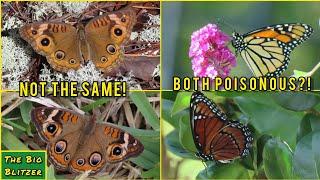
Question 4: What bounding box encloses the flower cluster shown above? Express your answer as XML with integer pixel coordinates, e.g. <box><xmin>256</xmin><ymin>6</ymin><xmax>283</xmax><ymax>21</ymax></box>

<box><xmin>189</xmin><ymin>24</ymin><xmax>236</xmax><ymax>79</ymax></box>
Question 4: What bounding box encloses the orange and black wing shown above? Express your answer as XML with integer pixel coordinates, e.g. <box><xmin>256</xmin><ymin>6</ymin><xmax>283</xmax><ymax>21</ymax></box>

<box><xmin>31</xmin><ymin>107</ymin><xmax>87</xmax><ymax>171</ymax></box>
<box><xmin>190</xmin><ymin>92</ymin><xmax>252</xmax><ymax>162</ymax></box>
<box><xmin>232</xmin><ymin>23</ymin><xmax>313</xmax><ymax>77</ymax></box>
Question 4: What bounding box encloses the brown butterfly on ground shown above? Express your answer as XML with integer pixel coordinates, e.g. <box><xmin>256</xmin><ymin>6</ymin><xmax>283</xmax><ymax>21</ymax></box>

<box><xmin>20</xmin><ymin>5</ymin><xmax>136</xmax><ymax>73</ymax></box>
<box><xmin>31</xmin><ymin>107</ymin><xmax>144</xmax><ymax>175</ymax></box>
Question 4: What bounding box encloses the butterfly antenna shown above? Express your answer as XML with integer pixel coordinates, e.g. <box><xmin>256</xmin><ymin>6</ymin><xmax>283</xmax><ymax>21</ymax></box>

<box><xmin>215</xmin><ymin>17</ymin><xmax>223</xmax><ymax>26</ymax></box>
<box><xmin>201</xmin><ymin>160</ymin><xmax>209</xmax><ymax>175</ymax></box>
<box><xmin>201</xmin><ymin>160</ymin><xmax>207</xmax><ymax>169</ymax></box>
<box><xmin>215</xmin><ymin>17</ymin><xmax>236</xmax><ymax>33</ymax></box>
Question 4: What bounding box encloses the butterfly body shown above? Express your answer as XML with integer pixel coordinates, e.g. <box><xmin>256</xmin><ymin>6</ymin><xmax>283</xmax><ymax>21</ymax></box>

<box><xmin>20</xmin><ymin>7</ymin><xmax>136</xmax><ymax>73</ymax></box>
<box><xmin>190</xmin><ymin>92</ymin><xmax>252</xmax><ymax>162</ymax></box>
<box><xmin>232</xmin><ymin>23</ymin><xmax>313</xmax><ymax>77</ymax></box>
<box><xmin>31</xmin><ymin>107</ymin><xmax>143</xmax><ymax>175</ymax></box>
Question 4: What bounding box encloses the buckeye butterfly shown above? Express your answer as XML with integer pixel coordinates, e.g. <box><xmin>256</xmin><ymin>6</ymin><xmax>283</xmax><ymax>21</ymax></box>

<box><xmin>190</xmin><ymin>91</ymin><xmax>253</xmax><ymax>162</ymax></box>
<box><xmin>232</xmin><ymin>23</ymin><xmax>313</xmax><ymax>77</ymax></box>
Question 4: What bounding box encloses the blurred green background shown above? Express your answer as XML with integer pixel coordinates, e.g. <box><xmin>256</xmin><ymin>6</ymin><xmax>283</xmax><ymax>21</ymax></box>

<box><xmin>162</xmin><ymin>2</ymin><xmax>320</xmax><ymax>89</ymax></box>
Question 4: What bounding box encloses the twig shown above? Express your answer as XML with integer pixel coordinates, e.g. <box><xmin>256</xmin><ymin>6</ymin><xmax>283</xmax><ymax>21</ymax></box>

<box><xmin>304</xmin><ymin>61</ymin><xmax>320</xmax><ymax>77</ymax></box>
<box><xmin>2</xmin><ymin>98</ymin><xmax>24</xmax><ymax>116</ymax></box>
<box><xmin>2</xmin><ymin>123</ymin><xmax>14</xmax><ymax>131</ymax></box>
<box><xmin>6</xmin><ymin>2</ymin><xmax>28</xmax><ymax>21</ymax></box>
<box><xmin>132</xmin><ymin>5</ymin><xmax>160</xmax><ymax>10</ymax></box>
<box><xmin>14</xmin><ymin>2</ymin><xmax>29</xmax><ymax>21</ymax></box>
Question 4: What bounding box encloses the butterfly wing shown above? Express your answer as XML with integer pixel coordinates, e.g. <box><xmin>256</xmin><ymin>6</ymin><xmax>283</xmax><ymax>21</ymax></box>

<box><xmin>20</xmin><ymin>23</ymin><xmax>83</xmax><ymax>72</ymax></box>
<box><xmin>210</xmin><ymin>121</ymin><xmax>252</xmax><ymax>162</ymax></box>
<box><xmin>232</xmin><ymin>23</ymin><xmax>313</xmax><ymax>77</ymax></box>
<box><xmin>85</xmin><ymin>7</ymin><xmax>136</xmax><ymax>72</ymax></box>
<box><xmin>69</xmin><ymin>123</ymin><xmax>144</xmax><ymax>174</ymax></box>
<box><xmin>190</xmin><ymin>92</ymin><xmax>252</xmax><ymax>162</ymax></box>
<box><xmin>31</xmin><ymin>107</ymin><xmax>87</xmax><ymax>170</ymax></box>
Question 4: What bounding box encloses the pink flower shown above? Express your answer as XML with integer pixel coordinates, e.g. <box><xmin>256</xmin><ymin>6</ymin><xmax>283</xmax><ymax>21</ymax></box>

<box><xmin>189</xmin><ymin>24</ymin><xmax>236</xmax><ymax>79</ymax></box>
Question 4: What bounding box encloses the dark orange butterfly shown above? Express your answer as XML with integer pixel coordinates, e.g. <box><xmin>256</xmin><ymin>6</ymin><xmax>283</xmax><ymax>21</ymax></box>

<box><xmin>232</xmin><ymin>23</ymin><xmax>313</xmax><ymax>77</ymax></box>
<box><xmin>190</xmin><ymin>92</ymin><xmax>252</xmax><ymax>162</ymax></box>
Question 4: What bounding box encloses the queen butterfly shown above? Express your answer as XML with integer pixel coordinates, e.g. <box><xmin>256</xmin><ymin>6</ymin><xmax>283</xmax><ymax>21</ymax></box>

<box><xmin>190</xmin><ymin>91</ymin><xmax>253</xmax><ymax>162</ymax></box>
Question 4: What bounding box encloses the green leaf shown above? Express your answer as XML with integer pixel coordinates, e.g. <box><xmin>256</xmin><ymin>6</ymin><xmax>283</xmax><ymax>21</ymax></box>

<box><xmin>47</xmin><ymin>165</ymin><xmax>56</xmax><ymax>180</ymax></box>
<box><xmin>81</xmin><ymin>97</ymin><xmax>110</xmax><ymax>112</ymax></box>
<box><xmin>162</xmin><ymin>99</ymin><xmax>182</xmax><ymax>129</ymax></box>
<box><xmin>130</xmin><ymin>92</ymin><xmax>160</xmax><ymax>130</ymax></box>
<box><xmin>141</xmin><ymin>163</ymin><xmax>160</xmax><ymax>179</ymax></box>
<box><xmin>2</xmin><ymin>118</ymin><xmax>27</xmax><ymax>132</ymax></box>
<box><xmin>20</xmin><ymin>101</ymin><xmax>33</xmax><ymax>124</ymax></box>
<box><xmin>131</xmin><ymin>148</ymin><xmax>158</xmax><ymax>169</ymax></box>
<box><xmin>141</xmin><ymin>138</ymin><xmax>160</xmax><ymax>156</ymax></box>
<box><xmin>197</xmin><ymin>162</ymin><xmax>250</xmax><ymax>179</ymax></box>
<box><xmin>2</xmin><ymin>128</ymin><xmax>29</xmax><ymax>150</ymax></box>
<box><xmin>297</xmin><ymin>113</ymin><xmax>320</xmax><ymax>142</ymax></box>
<box><xmin>293</xmin><ymin>130</ymin><xmax>320</xmax><ymax>179</ymax></box>
<box><xmin>240</xmin><ymin>149</ymin><xmax>255</xmax><ymax>171</ymax></box>
<box><xmin>263</xmin><ymin>137</ymin><xmax>293</xmax><ymax>179</ymax></box>
<box><xmin>234</xmin><ymin>93</ymin><xmax>303</xmax><ymax>147</ymax></box>
<box><xmin>165</xmin><ymin>130</ymin><xmax>195</xmax><ymax>159</ymax></box>
<box><xmin>116</xmin><ymin>125</ymin><xmax>159</xmax><ymax>142</ymax></box>
<box><xmin>212</xmin><ymin>91</ymin><xmax>244</xmax><ymax>98</ymax></box>
<box><xmin>293</xmin><ymin>70</ymin><xmax>308</xmax><ymax>77</ymax></box>
<box><xmin>254</xmin><ymin>166</ymin><xmax>268</xmax><ymax>179</ymax></box>
<box><xmin>256</xmin><ymin>134</ymin><xmax>272</xmax><ymax>168</ymax></box>
<box><xmin>272</xmin><ymin>92</ymin><xmax>320</xmax><ymax>111</ymax></box>
<box><xmin>179</xmin><ymin>115</ymin><xmax>197</xmax><ymax>153</ymax></box>
<box><xmin>172</xmin><ymin>92</ymin><xmax>191</xmax><ymax>115</ymax></box>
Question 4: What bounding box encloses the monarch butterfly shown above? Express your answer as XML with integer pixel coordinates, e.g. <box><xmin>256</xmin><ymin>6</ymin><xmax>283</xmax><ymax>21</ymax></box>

<box><xmin>190</xmin><ymin>91</ymin><xmax>252</xmax><ymax>162</ymax></box>
<box><xmin>232</xmin><ymin>23</ymin><xmax>313</xmax><ymax>77</ymax></box>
